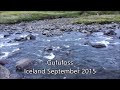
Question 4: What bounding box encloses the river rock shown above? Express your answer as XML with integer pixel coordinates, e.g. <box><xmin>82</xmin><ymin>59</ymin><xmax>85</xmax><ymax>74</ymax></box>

<box><xmin>44</xmin><ymin>47</ymin><xmax>53</xmax><ymax>53</ymax></box>
<box><xmin>84</xmin><ymin>41</ymin><xmax>106</xmax><ymax>48</ymax></box>
<box><xmin>25</xmin><ymin>34</ymin><xmax>36</xmax><ymax>40</ymax></box>
<box><xmin>42</xmin><ymin>30</ymin><xmax>50</xmax><ymax>35</ymax></box>
<box><xmin>0</xmin><ymin>65</ymin><xmax>10</xmax><ymax>79</ymax></box>
<box><xmin>4</xmin><ymin>34</ymin><xmax>10</xmax><ymax>38</ymax></box>
<box><xmin>91</xmin><ymin>43</ymin><xmax>106</xmax><ymax>48</ymax></box>
<box><xmin>16</xmin><ymin>58</ymin><xmax>34</xmax><ymax>71</ymax></box>
<box><xmin>14</xmin><ymin>34</ymin><xmax>36</xmax><ymax>42</ymax></box>
<box><xmin>0</xmin><ymin>60</ymin><xmax>8</xmax><ymax>66</ymax></box>
<box><xmin>104</xmin><ymin>30</ymin><xmax>117</xmax><ymax>36</ymax></box>
<box><xmin>14</xmin><ymin>37</ymin><xmax>27</xmax><ymax>42</ymax></box>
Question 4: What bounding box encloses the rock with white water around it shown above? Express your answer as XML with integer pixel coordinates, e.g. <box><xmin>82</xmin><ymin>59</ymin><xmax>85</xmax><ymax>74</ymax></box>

<box><xmin>0</xmin><ymin>65</ymin><xmax>10</xmax><ymax>79</ymax></box>
<box><xmin>84</xmin><ymin>41</ymin><xmax>106</xmax><ymax>48</ymax></box>
<box><xmin>44</xmin><ymin>53</ymin><xmax>55</xmax><ymax>60</ymax></box>
<box><xmin>44</xmin><ymin>47</ymin><xmax>53</xmax><ymax>53</ymax></box>
<box><xmin>16</xmin><ymin>58</ymin><xmax>34</xmax><ymax>71</ymax></box>
<box><xmin>14</xmin><ymin>34</ymin><xmax>36</xmax><ymax>42</ymax></box>
<box><xmin>91</xmin><ymin>43</ymin><xmax>106</xmax><ymax>48</ymax></box>
<box><xmin>25</xmin><ymin>34</ymin><xmax>36</xmax><ymax>40</ymax></box>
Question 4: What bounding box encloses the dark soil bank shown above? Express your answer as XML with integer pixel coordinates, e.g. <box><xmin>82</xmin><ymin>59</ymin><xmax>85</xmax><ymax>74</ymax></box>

<box><xmin>0</xmin><ymin>18</ymin><xmax>120</xmax><ymax>79</ymax></box>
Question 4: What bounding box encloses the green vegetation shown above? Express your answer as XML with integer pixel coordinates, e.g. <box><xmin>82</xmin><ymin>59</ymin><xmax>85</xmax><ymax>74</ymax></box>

<box><xmin>0</xmin><ymin>11</ymin><xmax>80</xmax><ymax>24</ymax></box>
<box><xmin>0</xmin><ymin>11</ymin><xmax>120</xmax><ymax>24</ymax></box>
<box><xmin>73</xmin><ymin>15</ymin><xmax>120</xmax><ymax>24</ymax></box>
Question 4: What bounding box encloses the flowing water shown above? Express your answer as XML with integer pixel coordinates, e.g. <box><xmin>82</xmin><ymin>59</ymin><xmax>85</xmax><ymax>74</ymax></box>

<box><xmin>0</xmin><ymin>29</ymin><xmax>120</xmax><ymax>79</ymax></box>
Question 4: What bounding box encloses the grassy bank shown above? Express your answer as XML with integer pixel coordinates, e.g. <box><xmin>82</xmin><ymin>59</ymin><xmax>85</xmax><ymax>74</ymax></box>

<box><xmin>73</xmin><ymin>15</ymin><xmax>120</xmax><ymax>24</ymax></box>
<box><xmin>0</xmin><ymin>11</ymin><xmax>120</xmax><ymax>24</ymax></box>
<box><xmin>0</xmin><ymin>11</ymin><xmax>80</xmax><ymax>24</ymax></box>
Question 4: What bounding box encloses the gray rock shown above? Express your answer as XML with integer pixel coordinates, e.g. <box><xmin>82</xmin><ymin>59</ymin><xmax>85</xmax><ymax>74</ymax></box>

<box><xmin>14</xmin><ymin>37</ymin><xmax>27</xmax><ymax>42</ymax></box>
<box><xmin>42</xmin><ymin>30</ymin><xmax>50</xmax><ymax>35</ymax></box>
<box><xmin>16</xmin><ymin>58</ymin><xmax>34</xmax><ymax>71</ymax></box>
<box><xmin>84</xmin><ymin>41</ymin><xmax>91</xmax><ymax>45</ymax></box>
<box><xmin>4</xmin><ymin>33</ymin><xmax>10</xmax><ymax>38</ymax></box>
<box><xmin>14</xmin><ymin>34</ymin><xmax>36</xmax><ymax>42</ymax></box>
<box><xmin>44</xmin><ymin>47</ymin><xmax>53</xmax><ymax>53</ymax></box>
<box><xmin>0</xmin><ymin>65</ymin><xmax>10</xmax><ymax>79</ymax></box>
<box><xmin>0</xmin><ymin>60</ymin><xmax>8</xmax><ymax>66</ymax></box>
<box><xmin>84</xmin><ymin>41</ymin><xmax>106</xmax><ymax>48</ymax></box>
<box><xmin>104</xmin><ymin>30</ymin><xmax>117</xmax><ymax>36</ymax></box>
<box><xmin>25</xmin><ymin>34</ymin><xmax>36</xmax><ymax>40</ymax></box>
<box><xmin>91</xmin><ymin>43</ymin><xmax>106</xmax><ymax>48</ymax></box>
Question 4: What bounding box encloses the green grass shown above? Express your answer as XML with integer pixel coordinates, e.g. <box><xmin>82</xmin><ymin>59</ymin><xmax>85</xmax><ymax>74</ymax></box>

<box><xmin>1</xmin><ymin>11</ymin><xmax>120</xmax><ymax>24</ymax></box>
<box><xmin>0</xmin><ymin>11</ymin><xmax>80</xmax><ymax>24</ymax></box>
<box><xmin>73</xmin><ymin>15</ymin><xmax>120</xmax><ymax>24</ymax></box>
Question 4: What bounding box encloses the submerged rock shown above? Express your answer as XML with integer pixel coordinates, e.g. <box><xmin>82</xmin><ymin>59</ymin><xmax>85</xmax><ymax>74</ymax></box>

<box><xmin>0</xmin><ymin>65</ymin><xmax>10</xmax><ymax>79</ymax></box>
<box><xmin>16</xmin><ymin>58</ymin><xmax>34</xmax><ymax>71</ymax></box>
<box><xmin>44</xmin><ymin>47</ymin><xmax>53</xmax><ymax>52</ymax></box>
<box><xmin>4</xmin><ymin>34</ymin><xmax>10</xmax><ymax>38</ymax></box>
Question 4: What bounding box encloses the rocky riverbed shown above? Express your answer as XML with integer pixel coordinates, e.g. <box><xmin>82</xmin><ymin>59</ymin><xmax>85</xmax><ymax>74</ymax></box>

<box><xmin>0</xmin><ymin>18</ymin><xmax>120</xmax><ymax>79</ymax></box>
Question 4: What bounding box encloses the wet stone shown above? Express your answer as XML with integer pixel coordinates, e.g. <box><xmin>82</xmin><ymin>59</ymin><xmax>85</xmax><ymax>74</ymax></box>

<box><xmin>16</xmin><ymin>58</ymin><xmax>34</xmax><ymax>71</ymax></box>
<box><xmin>0</xmin><ymin>65</ymin><xmax>10</xmax><ymax>79</ymax></box>
<box><xmin>90</xmin><ymin>43</ymin><xmax>106</xmax><ymax>48</ymax></box>
<box><xmin>14</xmin><ymin>34</ymin><xmax>36</xmax><ymax>42</ymax></box>
<box><xmin>25</xmin><ymin>34</ymin><xmax>36</xmax><ymax>40</ymax></box>
<box><xmin>4</xmin><ymin>34</ymin><xmax>10</xmax><ymax>38</ymax></box>
<box><xmin>84</xmin><ymin>41</ymin><xmax>106</xmax><ymax>48</ymax></box>
<box><xmin>0</xmin><ymin>60</ymin><xmax>8</xmax><ymax>66</ymax></box>
<box><xmin>14</xmin><ymin>37</ymin><xmax>27</xmax><ymax>42</ymax></box>
<box><xmin>104</xmin><ymin>30</ymin><xmax>117</xmax><ymax>36</ymax></box>
<box><xmin>44</xmin><ymin>47</ymin><xmax>53</xmax><ymax>53</ymax></box>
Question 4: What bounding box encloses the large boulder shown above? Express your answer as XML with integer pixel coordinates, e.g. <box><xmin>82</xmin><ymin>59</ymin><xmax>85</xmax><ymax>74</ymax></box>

<box><xmin>16</xmin><ymin>58</ymin><xmax>34</xmax><ymax>71</ymax></box>
<box><xmin>0</xmin><ymin>65</ymin><xmax>10</xmax><ymax>79</ymax></box>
